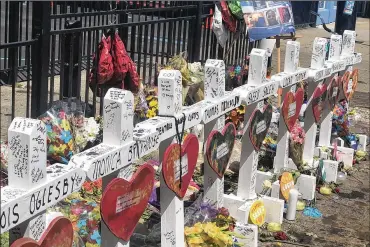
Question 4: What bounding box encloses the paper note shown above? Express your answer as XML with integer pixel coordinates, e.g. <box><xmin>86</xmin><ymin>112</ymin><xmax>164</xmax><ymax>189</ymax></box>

<box><xmin>217</xmin><ymin>143</ymin><xmax>229</xmax><ymax>159</ymax></box>
<box><xmin>288</xmin><ymin>102</ymin><xmax>296</xmax><ymax>118</ymax></box>
<box><xmin>256</xmin><ymin>121</ymin><xmax>267</xmax><ymax>135</ymax></box>
<box><xmin>175</xmin><ymin>154</ymin><xmax>189</xmax><ymax>181</ymax></box>
<box><xmin>116</xmin><ymin>191</ymin><xmax>141</xmax><ymax>213</ymax></box>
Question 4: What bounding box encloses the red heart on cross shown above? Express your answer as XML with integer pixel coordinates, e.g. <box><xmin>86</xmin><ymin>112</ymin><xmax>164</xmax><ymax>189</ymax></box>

<box><xmin>206</xmin><ymin>123</ymin><xmax>236</xmax><ymax>178</ymax></box>
<box><xmin>311</xmin><ymin>84</ymin><xmax>327</xmax><ymax>124</ymax></box>
<box><xmin>10</xmin><ymin>216</ymin><xmax>73</xmax><ymax>247</ymax></box>
<box><xmin>327</xmin><ymin>76</ymin><xmax>340</xmax><ymax>109</ymax></box>
<box><xmin>100</xmin><ymin>164</ymin><xmax>155</xmax><ymax>241</ymax></box>
<box><xmin>281</xmin><ymin>88</ymin><xmax>304</xmax><ymax>132</ymax></box>
<box><xmin>162</xmin><ymin>134</ymin><xmax>199</xmax><ymax>199</ymax></box>
<box><xmin>249</xmin><ymin>104</ymin><xmax>273</xmax><ymax>151</ymax></box>
<box><xmin>342</xmin><ymin>69</ymin><xmax>358</xmax><ymax>100</ymax></box>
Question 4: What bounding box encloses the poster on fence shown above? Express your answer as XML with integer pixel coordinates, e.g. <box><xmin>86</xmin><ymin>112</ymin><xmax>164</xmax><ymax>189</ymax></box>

<box><xmin>241</xmin><ymin>1</ymin><xmax>295</xmax><ymax>41</ymax></box>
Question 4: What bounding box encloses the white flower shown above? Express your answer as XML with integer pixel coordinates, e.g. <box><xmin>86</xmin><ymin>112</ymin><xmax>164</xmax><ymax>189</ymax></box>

<box><xmin>263</xmin><ymin>180</ymin><xmax>272</xmax><ymax>189</ymax></box>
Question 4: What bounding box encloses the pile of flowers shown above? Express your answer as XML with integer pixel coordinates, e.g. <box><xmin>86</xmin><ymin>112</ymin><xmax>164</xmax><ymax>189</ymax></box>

<box><xmin>185</xmin><ymin>206</ymin><xmax>245</xmax><ymax>247</ymax></box>
<box><xmin>289</xmin><ymin>120</ymin><xmax>305</xmax><ymax>169</ymax></box>
<box><xmin>332</xmin><ymin>100</ymin><xmax>359</xmax><ymax>149</ymax></box>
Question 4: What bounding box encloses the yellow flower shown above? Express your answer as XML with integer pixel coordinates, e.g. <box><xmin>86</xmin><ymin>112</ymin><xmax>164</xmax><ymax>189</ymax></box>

<box><xmin>146</xmin><ymin>108</ymin><xmax>157</xmax><ymax>118</ymax></box>
<box><xmin>146</xmin><ymin>95</ymin><xmax>153</xmax><ymax>101</ymax></box>
<box><xmin>60</xmin><ymin>119</ymin><xmax>71</xmax><ymax>131</ymax></box>
<box><xmin>149</xmin><ymin>99</ymin><xmax>158</xmax><ymax>108</ymax></box>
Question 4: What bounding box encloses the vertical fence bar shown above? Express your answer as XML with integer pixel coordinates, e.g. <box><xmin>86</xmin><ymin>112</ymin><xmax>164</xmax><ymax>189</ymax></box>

<box><xmin>26</xmin><ymin>45</ymin><xmax>31</xmax><ymax>117</ymax></box>
<box><xmin>31</xmin><ymin>2</ymin><xmax>51</xmax><ymax>118</ymax></box>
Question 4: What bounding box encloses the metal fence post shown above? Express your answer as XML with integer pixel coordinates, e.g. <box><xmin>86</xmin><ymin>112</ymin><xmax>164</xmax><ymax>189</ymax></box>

<box><xmin>62</xmin><ymin>20</ymin><xmax>82</xmax><ymax>99</ymax></box>
<box><xmin>190</xmin><ymin>1</ymin><xmax>203</xmax><ymax>62</ymax></box>
<box><xmin>8</xmin><ymin>2</ymin><xmax>20</xmax><ymax>119</ymax></box>
<box><xmin>335</xmin><ymin>1</ymin><xmax>358</xmax><ymax>35</ymax></box>
<box><xmin>31</xmin><ymin>2</ymin><xmax>51</xmax><ymax>118</ymax></box>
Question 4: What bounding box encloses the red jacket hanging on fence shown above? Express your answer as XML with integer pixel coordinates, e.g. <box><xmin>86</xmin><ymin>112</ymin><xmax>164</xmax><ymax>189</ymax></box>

<box><xmin>112</xmin><ymin>33</ymin><xmax>139</xmax><ymax>93</ymax></box>
<box><xmin>220</xmin><ymin>0</ymin><xmax>237</xmax><ymax>33</ymax></box>
<box><xmin>89</xmin><ymin>33</ymin><xmax>139</xmax><ymax>96</ymax></box>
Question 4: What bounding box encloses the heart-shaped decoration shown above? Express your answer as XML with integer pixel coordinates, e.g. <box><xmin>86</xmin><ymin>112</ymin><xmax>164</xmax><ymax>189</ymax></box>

<box><xmin>101</xmin><ymin>164</ymin><xmax>155</xmax><ymax>241</ymax></box>
<box><xmin>342</xmin><ymin>69</ymin><xmax>359</xmax><ymax>100</ymax></box>
<box><xmin>311</xmin><ymin>84</ymin><xmax>328</xmax><ymax>124</ymax></box>
<box><xmin>10</xmin><ymin>216</ymin><xmax>73</xmax><ymax>247</ymax></box>
<box><xmin>327</xmin><ymin>76</ymin><xmax>340</xmax><ymax>109</ymax></box>
<box><xmin>280</xmin><ymin>172</ymin><xmax>294</xmax><ymax>201</ymax></box>
<box><xmin>249</xmin><ymin>104</ymin><xmax>273</xmax><ymax>151</ymax></box>
<box><xmin>206</xmin><ymin>123</ymin><xmax>236</xmax><ymax>178</ymax></box>
<box><xmin>162</xmin><ymin>134</ymin><xmax>199</xmax><ymax>199</ymax></box>
<box><xmin>281</xmin><ymin>88</ymin><xmax>304</xmax><ymax>132</ymax></box>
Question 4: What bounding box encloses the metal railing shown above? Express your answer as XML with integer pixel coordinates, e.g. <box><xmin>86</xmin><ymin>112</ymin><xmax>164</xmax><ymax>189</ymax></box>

<box><xmin>0</xmin><ymin>1</ymin><xmax>255</xmax><ymax>128</ymax></box>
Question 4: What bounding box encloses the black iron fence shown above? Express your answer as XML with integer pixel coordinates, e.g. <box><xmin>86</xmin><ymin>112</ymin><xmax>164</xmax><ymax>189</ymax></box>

<box><xmin>1</xmin><ymin>1</ymin><xmax>254</xmax><ymax>134</ymax></box>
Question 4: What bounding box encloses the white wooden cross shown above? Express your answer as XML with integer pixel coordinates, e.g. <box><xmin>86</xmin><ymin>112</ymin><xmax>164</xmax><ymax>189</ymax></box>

<box><xmin>134</xmin><ymin>70</ymin><xmax>204</xmax><ymax>247</ymax></box>
<box><xmin>272</xmin><ymin>41</ymin><xmax>309</xmax><ymax>173</ymax></box>
<box><xmin>70</xmin><ymin>88</ymin><xmax>160</xmax><ymax>247</ymax></box>
<box><xmin>315</xmin><ymin>30</ymin><xmax>364</xmax><ymax>172</ymax></box>
<box><xmin>1</xmin><ymin>118</ymin><xmax>86</xmax><ymax>244</ymax></box>
<box><xmin>226</xmin><ymin>48</ymin><xmax>282</xmax><ymax>227</ymax></box>
<box><xmin>302</xmin><ymin>37</ymin><xmax>334</xmax><ymax>168</ymax></box>
<box><xmin>202</xmin><ymin>59</ymin><xmax>241</xmax><ymax>209</ymax></box>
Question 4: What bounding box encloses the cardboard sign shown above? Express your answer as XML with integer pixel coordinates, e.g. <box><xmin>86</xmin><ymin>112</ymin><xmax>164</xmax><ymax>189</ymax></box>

<box><xmin>327</xmin><ymin>76</ymin><xmax>340</xmax><ymax>109</ymax></box>
<box><xmin>311</xmin><ymin>84</ymin><xmax>328</xmax><ymax>124</ymax></box>
<box><xmin>249</xmin><ymin>104</ymin><xmax>273</xmax><ymax>151</ymax></box>
<box><xmin>280</xmin><ymin>172</ymin><xmax>294</xmax><ymax>200</ymax></box>
<box><xmin>10</xmin><ymin>216</ymin><xmax>73</xmax><ymax>247</ymax></box>
<box><xmin>101</xmin><ymin>164</ymin><xmax>155</xmax><ymax>241</ymax></box>
<box><xmin>342</xmin><ymin>69</ymin><xmax>359</xmax><ymax>100</ymax></box>
<box><xmin>249</xmin><ymin>200</ymin><xmax>266</xmax><ymax>226</ymax></box>
<box><xmin>281</xmin><ymin>88</ymin><xmax>304</xmax><ymax>132</ymax></box>
<box><xmin>162</xmin><ymin>134</ymin><xmax>199</xmax><ymax>198</ymax></box>
<box><xmin>206</xmin><ymin>123</ymin><xmax>236</xmax><ymax>178</ymax></box>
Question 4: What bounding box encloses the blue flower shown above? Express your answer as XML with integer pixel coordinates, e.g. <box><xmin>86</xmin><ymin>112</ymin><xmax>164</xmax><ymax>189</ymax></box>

<box><xmin>91</xmin><ymin>229</ymin><xmax>101</xmax><ymax>245</ymax></box>
<box><xmin>46</xmin><ymin>124</ymin><xmax>52</xmax><ymax>133</ymax></box>
<box><xmin>60</xmin><ymin>130</ymin><xmax>73</xmax><ymax>143</ymax></box>
<box><xmin>77</xmin><ymin>219</ymin><xmax>87</xmax><ymax>229</ymax></box>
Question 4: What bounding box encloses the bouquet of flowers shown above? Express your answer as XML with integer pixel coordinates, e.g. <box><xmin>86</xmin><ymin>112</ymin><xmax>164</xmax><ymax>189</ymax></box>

<box><xmin>38</xmin><ymin>101</ymin><xmax>75</xmax><ymax>164</ymax></box>
<box><xmin>289</xmin><ymin>120</ymin><xmax>305</xmax><ymax>169</ymax></box>
<box><xmin>73</xmin><ymin>117</ymin><xmax>102</xmax><ymax>153</ymax></box>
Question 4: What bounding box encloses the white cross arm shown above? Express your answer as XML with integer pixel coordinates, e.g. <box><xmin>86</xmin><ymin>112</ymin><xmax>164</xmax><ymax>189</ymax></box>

<box><xmin>199</xmin><ymin>91</ymin><xmax>241</xmax><ymax>123</ymax></box>
<box><xmin>0</xmin><ymin>164</ymin><xmax>85</xmax><ymax>233</ymax></box>
<box><xmin>69</xmin><ymin>143</ymin><xmax>131</xmax><ymax>181</ymax></box>
<box><xmin>308</xmin><ymin>66</ymin><xmax>333</xmax><ymax>82</ymax></box>
<box><xmin>271</xmin><ymin>68</ymin><xmax>308</xmax><ymax>88</ymax></box>
<box><xmin>233</xmin><ymin>80</ymin><xmax>278</xmax><ymax>105</ymax></box>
